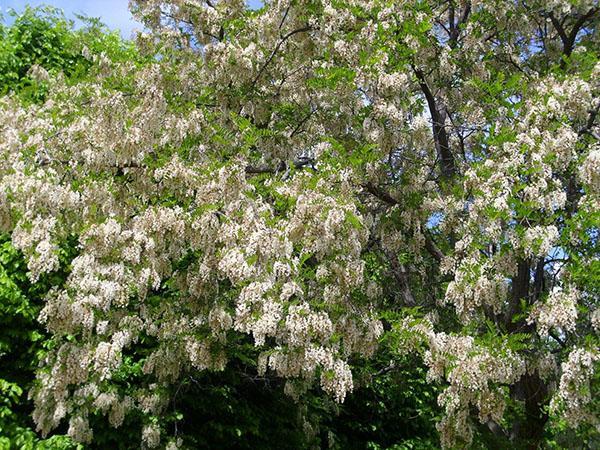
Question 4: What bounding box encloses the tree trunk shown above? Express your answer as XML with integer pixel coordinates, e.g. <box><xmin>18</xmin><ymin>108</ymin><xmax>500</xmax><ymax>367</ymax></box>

<box><xmin>507</xmin><ymin>258</ymin><xmax>549</xmax><ymax>448</ymax></box>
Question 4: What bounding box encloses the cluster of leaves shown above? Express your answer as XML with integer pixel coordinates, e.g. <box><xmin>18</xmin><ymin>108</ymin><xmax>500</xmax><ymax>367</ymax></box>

<box><xmin>0</xmin><ymin>6</ymin><xmax>138</xmax><ymax>102</ymax></box>
<box><xmin>0</xmin><ymin>233</ymin><xmax>79</xmax><ymax>449</ymax></box>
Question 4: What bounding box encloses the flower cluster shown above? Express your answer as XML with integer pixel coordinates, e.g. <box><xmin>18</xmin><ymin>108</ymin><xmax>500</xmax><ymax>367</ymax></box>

<box><xmin>550</xmin><ymin>348</ymin><xmax>599</xmax><ymax>429</ymax></box>
<box><xmin>528</xmin><ymin>288</ymin><xmax>579</xmax><ymax>338</ymax></box>
<box><xmin>424</xmin><ymin>330</ymin><xmax>526</xmax><ymax>448</ymax></box>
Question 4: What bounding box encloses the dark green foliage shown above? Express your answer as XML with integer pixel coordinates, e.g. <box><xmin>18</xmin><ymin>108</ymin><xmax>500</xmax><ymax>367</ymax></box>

<box><xmin>0</xmin><ymin>5</ymin><xmax>138</xmax><ymax>102</ymax></box>
<box><xmin>169</xmin><ymin>365</ymin><xmax>314</xmax><ymax>449</ymax></box>
<box><xmin>83</xmin><ymin>349</ymin><xmax>441</xmax><ymax>450</ymax></box>
<box><xmin>0</xmin><ymin>6</ymin><xmax>83</xmax><ymax>99</ymax></box>
<box><xmin>323</xmin><ymin>356</ymin><xmax>439</xmax><ymax>450</ymax></box>
<box><xmin>0</xmin><ymin>234</ymin><xmax>80</xmax><ymax>449</ymax></box>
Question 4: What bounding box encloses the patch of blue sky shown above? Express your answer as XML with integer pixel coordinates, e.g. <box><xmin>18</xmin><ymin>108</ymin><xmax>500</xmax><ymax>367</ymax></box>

<box><xmin>426</xmin><ymin>211</ymin><xmax>444</xmax><ymax>229</ymax></box>
<box><xmin>1</xmin><ymin>0</ymin><xmax>143</xmax><ymax>37</ymax></box>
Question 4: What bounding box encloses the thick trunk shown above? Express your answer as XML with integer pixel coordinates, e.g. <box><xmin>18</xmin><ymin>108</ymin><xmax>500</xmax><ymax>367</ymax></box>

<box><xmin>506</xmin><ymin>258</ymin><xmax>549</xmax><ymax>448</ymax></box>
<box><xmin>506</xmin><ymin>259</ymin><xmax>530</xmax><ymax>332</ymax></box>
<box><xmin>511</xmin><ymin>372</ymin><xmax>549</xmax><ymax>449</ymax></box>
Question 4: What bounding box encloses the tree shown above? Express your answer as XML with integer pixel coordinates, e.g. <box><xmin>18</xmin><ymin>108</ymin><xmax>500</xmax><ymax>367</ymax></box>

<box><xmin>0</xmin><ymin>0</ymin><xmax>598</xmax><ymax>448</ymax></box>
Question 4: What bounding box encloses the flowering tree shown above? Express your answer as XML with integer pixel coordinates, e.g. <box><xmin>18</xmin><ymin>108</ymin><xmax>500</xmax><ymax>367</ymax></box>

<box><xmin>0</xmin><ymin>0</ymin><xmax>598</xmax><ymax>448</ymax></box>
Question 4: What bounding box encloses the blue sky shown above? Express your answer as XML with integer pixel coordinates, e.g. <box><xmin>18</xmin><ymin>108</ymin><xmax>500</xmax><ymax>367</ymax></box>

<box><xmin>1</xmin><ymin>0</ymin><xmax>262</xmax><ymax>38</ymax></box>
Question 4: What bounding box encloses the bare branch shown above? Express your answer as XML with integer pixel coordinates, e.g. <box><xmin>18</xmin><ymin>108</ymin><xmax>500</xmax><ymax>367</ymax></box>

<box><xmin>412</xmin><ymin>66</ymin><xmax>456</xmax><ymax>178</ymax></box>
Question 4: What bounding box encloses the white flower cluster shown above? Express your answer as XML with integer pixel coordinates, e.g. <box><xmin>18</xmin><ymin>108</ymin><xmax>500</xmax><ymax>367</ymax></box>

<box><xmin>550</xmin><ymin>348</ymin><xmax>599</xmax><ymax>429</ymax></box>
<box><xmin>11</xmin><ymin>216</ymin><xmax>60</xmax><ymax>282</ymax></box>
<box><xmin>580</xmin><ymin>146</ymin><xmax>600</xmax><ymax>194</ymax></box>
<box><xmin>528</xmin><ymin>287</ymin><xmax>579</xmax><ymax>338</ymax></box>
<box><xmin>522</xmin><ymin>225</ymin><xmax>560</xmax><ymax>258</ymax></box>
<box><xmin>445</xmin><ymin>260</ymin><xmax>508</xmax><ymax>321</ymax></box>
<box><xmin>424</xmin><ymin>331</ymin><xmax>526</xmax><ymax>448</ymax></box>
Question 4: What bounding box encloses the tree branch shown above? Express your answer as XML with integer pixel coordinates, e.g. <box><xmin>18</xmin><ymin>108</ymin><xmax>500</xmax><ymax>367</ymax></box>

<box><xmin>251</xmin><ymin>25</ymin><xmax>312</xmax><ymax>89</ymax></box>
<box><xmin>423</xmin><ymin>230</ymin><xmax>444</xmax><ymax>263</ymax></box>
<box><xmin>412</xmin><ymin>66</ymin><xmax>456</xmax><ymax>178</ymax></box>
<box><xmin>566</xmin><ymin>7</ymin><xmax>599</xmax><ymax>54</ymax></box>
<box><xmin>547</xmin><ymin>12</ymin><xmax>569</xmax><ymax>49</ymax></box>
<box><xmin>363</xmin><ymin>181</ymin><xmax>399</xmax><ymax>205</ymax></box>
<box><xmin>362</xmin><ymin>182</ymin><xmax>445</xmax><ymax>263</ymax></box>
<box><xmin>245</xmin><ymin>156</ymin><xmax>315</xmax><ymax>175</ymax></box>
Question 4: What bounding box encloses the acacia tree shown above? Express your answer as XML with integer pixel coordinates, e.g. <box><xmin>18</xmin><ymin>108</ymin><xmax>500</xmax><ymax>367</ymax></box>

<box><xmin>0</xmin><ymin>0</ymin><xmax>598</xmax><ymax>448</ymax></box>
